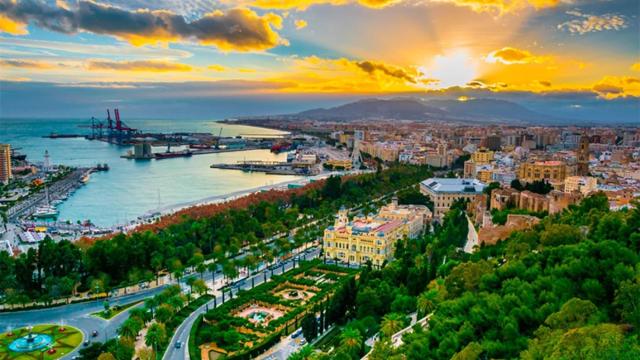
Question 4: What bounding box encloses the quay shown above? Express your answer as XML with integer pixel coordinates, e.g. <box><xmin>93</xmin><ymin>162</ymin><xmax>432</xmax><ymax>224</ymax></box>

<box><xmin>6</xmin><ymin>166</ymin><xmax>102</xmax><ymax>221</ymax></box>
<box><xmin>120</xmin><ymin>145</ymin><xmax>265</xmax><ymax>159</ymax></box>
<box><xmin>210</xmin><ymin>160</ymin><xmax>315</xmax><ymax>175</ymax></box>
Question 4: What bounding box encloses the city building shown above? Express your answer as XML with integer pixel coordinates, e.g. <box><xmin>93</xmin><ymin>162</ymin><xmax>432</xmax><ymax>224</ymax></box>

<box><xmin>325</xmin><ymin>159</ymin><xmax>353</xmax><ymax>170</ymax></box>
<box><xmin>471</xmin><ymin>147</ymin><xmax>494</xmax><ymax>164</ymax></box>
<box><xmin>518</xmin><ymin>160</ymin><xmax>567</xmax><ymax>185</ymax></box>
<box><xmin>420</xmin><ymin>178</ymin><xmax>486</xmax><ymax>219</ymax></box>
<box><xmin>322</xmin><ymin>198</ymin><xmax>430</xmax><ymax>266</ymax></box>
<box><xmin>564</xmin><ymin>176</ymin><xmax>597</xmax><ymax>195</ymax></box>
<box><xmin>0</xmin><ymin>144</ymin><xmax>12</xmax><ymax>184</ymax></box>
<box><xmin>489</xmin><ymin>187</ymin><xmax>583</xmax><ymax>214</ymax></box>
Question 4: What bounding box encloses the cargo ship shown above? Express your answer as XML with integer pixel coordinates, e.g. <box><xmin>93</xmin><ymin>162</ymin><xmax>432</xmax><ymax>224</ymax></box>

<box><xmin>155</xmin><ymin>150</ymin><xmax>193</xmax><ymax>159</ymax></box>
<box><xmin>271</xmin><ymin>142</ymin><xmax>292</xmax><ymax>153</ymax></box>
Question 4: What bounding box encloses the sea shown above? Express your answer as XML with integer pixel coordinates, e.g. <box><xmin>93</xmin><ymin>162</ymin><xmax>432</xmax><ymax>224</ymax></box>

<box><xmin>0</xmin><ymin>118</ymin><xmax>301</xmax><ymax>227</ymax></box>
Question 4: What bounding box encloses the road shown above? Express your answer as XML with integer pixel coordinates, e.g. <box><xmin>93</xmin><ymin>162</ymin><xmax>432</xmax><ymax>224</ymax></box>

<box><xmin>163</xmin><ymin>247</ymin><xmax>321</xmax><ymax>360</ymax></box>
<box><xmin>0</xmin><ymin>286</ymin><xmax>166</xmax><ymax>359</ymax></box>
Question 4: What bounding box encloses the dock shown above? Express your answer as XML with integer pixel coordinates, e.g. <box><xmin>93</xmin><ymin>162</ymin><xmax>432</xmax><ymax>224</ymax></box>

<box><xmin>210</xmin><ymin>160</ymin><xmax>316</xmax><ymax>175</ymax></box>
<box><xmin>120</xmin><ymin>146</ymin><xmax>265</xmax><ymax>159</ymax></box>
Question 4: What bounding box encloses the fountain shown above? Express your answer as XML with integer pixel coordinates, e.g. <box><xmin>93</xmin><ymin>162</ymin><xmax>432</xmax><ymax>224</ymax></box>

<box><xmin>8</xmin><ymin>326</ymin><xmax>53</xmax><ymax>353</ymax></box>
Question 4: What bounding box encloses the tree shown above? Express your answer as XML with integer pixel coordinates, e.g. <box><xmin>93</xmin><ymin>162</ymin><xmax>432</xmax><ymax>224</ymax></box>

<box><xmin>119</xmin><ymin>317</ymin><xmax>142</xmax><ymax>340</ymax></box>
<box><xmin>301</xmin><ymin>313</ymin><xmax>318</xmax><ymax>342</ymax></box>
<box><xmin>192</xmin><ymin>278</ymin><xmax>209</xmax><ymax>297</ymax></box>
<box><xmin>138</xmin><ymin>348</ymin><xmax>155</xmax><ymax>360</ymax></box>
<box><xmin>614</xmin><ymin>280</ymin><xmax>640</xmax><ymax>329</ymax></box>
<box><xmin>380</xmin><ymin>313</ymin><xmax>405</xmax><ymax>338</ymax></box>
<box><xmin>416</xmin><ymin>290</ymin><xmax>437</xmax><ymax>318</ymax></box>
<box><xmin>145</xmin><ymin>323</ymin><xmax>167</xmax><ymax>353</ymax></box>
<box><xmin>97</xmin><ymin>353</ymin><xmax>116</xmax><ymax>360</ymax></box>
<box><xmin>369</xmin><ymin>340</ymin><xmax>395</xmax><ymax>360</ymax></box>
<box><xmin>289</xmin><ymin>345</ymin><xmax>314</xmax><ymax>360</ymax></box>
<box><xmin>155</xmin><ymin>303</ymin><xmax>174</xmax><ymax>324</ymax></box>
<box><xmin>339</xmin><ymin>327</ymin><xmax>363</xmax><ymax>356</ymax></box>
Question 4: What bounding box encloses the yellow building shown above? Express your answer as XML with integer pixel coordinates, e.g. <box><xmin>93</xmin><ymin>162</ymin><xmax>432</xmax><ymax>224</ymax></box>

<box><xmin>323</xmin><ymin>198</ymin><xmax>430</xmax><ymax>266</ymax></box>
<box><xmin>564</xmin><ymin>176</ymin><xmax>597</xmax><ymax>195</ymax></box>
<box><xmin>471</xmin><ymin>148</ymin><xmax>494</xmax><ymax>164</ymax></box>
<box><xmin>325</xmin><ymin>159</ymin><xmax>353</xmax><ymax>170</ymax></box>
<box><xmin>518</xmin><ymin>161</ymin><xmax>567</xmax><ymax>184</ymax></box>
<box><xmin>0</xmin><ymin>144</ymin><xmax>12</xmax><ymax>184</ymax></box>
<box><xmin>476</xmin><ymin>167</ymin><xmax>494</xmax><ymax>183</ymax></box>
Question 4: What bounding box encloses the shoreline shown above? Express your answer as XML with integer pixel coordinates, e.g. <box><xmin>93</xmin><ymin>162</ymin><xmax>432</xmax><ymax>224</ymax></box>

<box><xmin>124</xmin><ymin>169</ymin><xmax>366</xmax><ymax>232</ymax></box>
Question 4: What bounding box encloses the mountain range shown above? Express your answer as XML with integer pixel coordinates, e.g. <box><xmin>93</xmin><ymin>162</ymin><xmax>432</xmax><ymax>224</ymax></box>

<box><xmin>293</xmin><ymin>97</ymin><xmax>574</xmax><ymax>125</ymax></box>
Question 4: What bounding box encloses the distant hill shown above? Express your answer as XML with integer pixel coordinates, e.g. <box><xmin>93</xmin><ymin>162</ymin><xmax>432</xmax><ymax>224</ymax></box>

<box><xmin>297</xmin><ymin>98</ymin><xmax>447</xmax><ymax>121</ymax></box>
<box><xmin>292</xmin><ymin>97</ymin><xmax>573</xmax><ymax>124</ymax></box>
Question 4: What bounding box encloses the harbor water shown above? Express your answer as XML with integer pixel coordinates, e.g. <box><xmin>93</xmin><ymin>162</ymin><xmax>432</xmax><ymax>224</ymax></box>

<box><xmin>1</xmin><ymin>118</ymin><xmax>301</xmax><ymax>226</ymax></box>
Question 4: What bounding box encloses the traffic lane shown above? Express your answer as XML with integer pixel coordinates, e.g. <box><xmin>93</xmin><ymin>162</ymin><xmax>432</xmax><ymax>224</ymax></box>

<box><xmin>0</xmin><ymin>286</ymin><xmax>165</xmax><ymax>328</ymax></box>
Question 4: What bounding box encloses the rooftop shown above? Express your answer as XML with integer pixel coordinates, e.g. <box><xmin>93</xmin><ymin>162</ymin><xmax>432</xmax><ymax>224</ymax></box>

<box><xmin>421</xmin><ymin>178</ymin><xmax>485</xmax><ymax>194</ymax></box>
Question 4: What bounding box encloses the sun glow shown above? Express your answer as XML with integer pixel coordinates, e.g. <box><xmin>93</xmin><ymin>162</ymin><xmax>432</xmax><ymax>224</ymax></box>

<box><xmin>419</xmin><ymin>50</ymin><xmax>478</xmax><ymax>89</ymax></box>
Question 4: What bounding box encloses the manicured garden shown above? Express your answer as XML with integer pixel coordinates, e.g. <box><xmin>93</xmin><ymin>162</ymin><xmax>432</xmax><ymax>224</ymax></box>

<box><xmin>192</xmin><ymin>260</ymin><xmax>358</xmax><ymax>360</ymax></box>
<box><xmin>0</xmin><ymin>324</ymin><xmax>82</xmax><ymax>360</ymax></box>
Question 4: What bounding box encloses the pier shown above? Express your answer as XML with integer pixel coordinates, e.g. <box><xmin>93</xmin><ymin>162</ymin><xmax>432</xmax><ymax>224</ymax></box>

<box><xmin>210</xmin><ymin>160</ymin><xmax>316</xmax><ymax>175</ymax></box>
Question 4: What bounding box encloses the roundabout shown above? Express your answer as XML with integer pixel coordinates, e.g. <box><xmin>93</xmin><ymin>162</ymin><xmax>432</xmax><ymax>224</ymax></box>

<box><xmin>0</xmin><ymin>325</ymin><xmax>83</xmax><ymax>360</ymax></box>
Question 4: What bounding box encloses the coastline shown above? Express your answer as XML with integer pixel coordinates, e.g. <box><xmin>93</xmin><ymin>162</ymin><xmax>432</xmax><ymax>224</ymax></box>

<box><xmin>124</xmin><ymin>169</ymin><xmax>367</xmax><ymax>232</ymax></box>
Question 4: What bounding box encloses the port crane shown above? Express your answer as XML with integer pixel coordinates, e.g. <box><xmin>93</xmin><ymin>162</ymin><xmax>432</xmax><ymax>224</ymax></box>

<box><xmin>80</xmin><ymin>108</ymin><xmax>138</xmax><ymax>145</ymax></box>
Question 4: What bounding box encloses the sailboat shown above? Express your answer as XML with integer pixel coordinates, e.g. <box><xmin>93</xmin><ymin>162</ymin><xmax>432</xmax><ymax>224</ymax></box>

<box><xmin>33</xmin><ymin>185</ymin><xmax>59</xmax><ymax>219</ymax></box>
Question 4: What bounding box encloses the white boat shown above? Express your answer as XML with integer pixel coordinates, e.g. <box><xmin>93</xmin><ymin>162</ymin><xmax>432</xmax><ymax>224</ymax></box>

<box><xmin>33</xmin><ymin>205</ymin><xmax>59</xmax><ymax>219</ymax></box>
<box><xmin>33</xmin><ymin>185</ymin><xmax>59</xmax><ymax>219</ymax></box>
<box><xmin>81</xmin><ymin>173</ymin><xmax>90</xmax><ymax>184</ymax></box>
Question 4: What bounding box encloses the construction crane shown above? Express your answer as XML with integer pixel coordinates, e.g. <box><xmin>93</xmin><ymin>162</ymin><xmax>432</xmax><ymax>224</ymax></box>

<box><xmin>214</xmin><ymin>127</ymin><xmax>223</xmax><ymax>149</ymax></box>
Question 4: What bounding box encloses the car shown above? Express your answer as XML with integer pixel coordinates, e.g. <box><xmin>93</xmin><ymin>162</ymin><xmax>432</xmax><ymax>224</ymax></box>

<box><xmin>83</xmin><ymin>340</ymin><xmax>90</xmax><ymax>346</ymax></box>
<box><xmin>91</xmin><ymin>330</ymin><xmax>99</xmax><ymax>337</ymax></box>
<box><xmin>300</xmin><ymin>338</ymin><xmax>307</xmax><ymax>345</ymax></box>
<box><xmin>175</xmin><ymin>341</ymin><xmax>182</xmax><ymax>349</ymax></box>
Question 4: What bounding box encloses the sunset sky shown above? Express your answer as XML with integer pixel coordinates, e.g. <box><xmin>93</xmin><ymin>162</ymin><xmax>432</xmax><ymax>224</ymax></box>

<box><xmin>0</xmin><ymin>0</ymin><xmax>638</xmax><ymax>120</ymax></box>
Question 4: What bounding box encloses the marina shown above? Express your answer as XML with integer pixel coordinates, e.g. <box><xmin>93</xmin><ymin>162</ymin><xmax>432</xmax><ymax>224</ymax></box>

<box><xmin>1</xmin><ymin>118</ymin><xmax>297</xmax><ymax>227</ymax></box>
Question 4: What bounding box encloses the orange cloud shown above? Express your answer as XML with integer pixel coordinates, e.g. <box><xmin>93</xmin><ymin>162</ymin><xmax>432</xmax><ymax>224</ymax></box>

<box><xmin>486</xmin><ymin>47</ymin><xmax>549</xmax><ymax>65</ymax></box>
<box><xmin>86</xmin><ymin>60</ymin><xmax>193</xmax><ymax>72</ymax></box>
<box><xmin>0</xmin><ymin>13</ymin><xmax>27</xmax><ymax>35</ymax></box>
<box><xmin>208</xmin><ymin>65</ymin><xmax>227</xmax><ymax>72</ymax></box>
<box><xmin>592</xmin><ymin>76</ymin><xmax>640</xmax><ymax>99</ymax></box>
<box><xmin>0</xmin><ymin>59</ymin><xmax>55</xmax><ymax>69</ymax></box>
<box><xmin>235</xmin><ymin>0</ymin><xmax>399</xmax><ymax>10</ymax></box>
<box><xmin>631</xmin><ymin>62</ymin><xmax>640</xmax><ymax>72</ymax></box>
<box><xmin>295</xmin><ymin>19</ymin><xmax>308</xmax><ymax>29</ymax></box>
<box><xmin>0</xmin><ymin>1</ymin><xmax>285</xmax><ymax>51</ymax></box>
<box><xmin>433</xmin><ymin>0</ymin><xmax>560</xmax><ymax>14</ymax></box>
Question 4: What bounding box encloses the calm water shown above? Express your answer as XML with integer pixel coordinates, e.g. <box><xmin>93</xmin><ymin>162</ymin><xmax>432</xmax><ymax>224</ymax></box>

<box><xmin>1</xmin><ymin>118</ymin><xmax>300</xmax><ymax>226</ymax></box>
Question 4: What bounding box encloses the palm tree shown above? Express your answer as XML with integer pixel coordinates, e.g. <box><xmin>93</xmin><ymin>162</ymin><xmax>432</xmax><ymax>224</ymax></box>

<box><xmin>339</xmin><ymin>327</ymin><xmax>363</xmax><ymax>355</ymax></box>
<box><xmin>289</xmin><ymin>345</ymin><xmax>314</xmax><ymax>360</ymax></box>
<box><xmin>380</xmin><ymin>313</ymin><xmax>405</xmax><ymax>338</ymax></box>
<box><xmin>145</xmin><ymin>323</ymin><xmax>167</xmax><ymax>354</ymax></box>
<box><xmin>416</xmin><ymin>291</ymin><xmax>436</xmax><ymax>318</ymax></box>
<box><xmin>196</xmin><ymin>262</ymin><xmax>207</xmax><ymax>280</ymax></box>
<box><xmin>118</xmin><ymin>318</ymin><xmax>141</xmax><ymax>340</ymax></box>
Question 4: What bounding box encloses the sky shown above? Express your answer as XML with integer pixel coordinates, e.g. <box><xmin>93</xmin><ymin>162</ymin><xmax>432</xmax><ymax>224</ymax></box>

<box><xmin>0</xmin><ymin>0</ymin><xmax>638</xmax><ymax>121</ymax></box>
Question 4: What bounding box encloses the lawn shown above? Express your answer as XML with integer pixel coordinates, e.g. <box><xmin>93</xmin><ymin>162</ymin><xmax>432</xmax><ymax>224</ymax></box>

<box><xmin>0</xmin><ymin>324</ymin><xmax>83</xmax><ymax>360</ymax></box>
<box><xmin>92</xmin><ymin>300</ymin><xmax>143</xmax><ymax>320</ymax></box>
